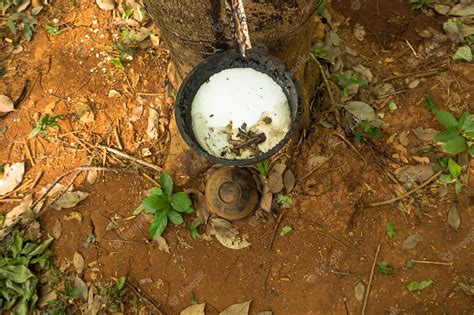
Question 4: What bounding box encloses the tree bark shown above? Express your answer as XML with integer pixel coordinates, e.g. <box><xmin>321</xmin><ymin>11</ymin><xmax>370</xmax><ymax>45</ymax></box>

<box><xmin>144</xmin><ymin>0</ymin><xmax>321</xmax><ymax>182</ymax></box>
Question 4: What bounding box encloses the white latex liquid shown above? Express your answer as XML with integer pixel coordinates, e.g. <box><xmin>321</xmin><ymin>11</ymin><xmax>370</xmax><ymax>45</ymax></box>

<box><xmin>191</xmin><ymin>68</ymin><xmax>291</xmax><ymax>159</ymax></box>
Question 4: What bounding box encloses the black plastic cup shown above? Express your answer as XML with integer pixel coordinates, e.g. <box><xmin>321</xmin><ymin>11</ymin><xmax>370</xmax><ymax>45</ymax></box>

<box><xmin>175</xmin><ymin>49</ymin><xmax>302</xmax><ymax>166</ymax></box>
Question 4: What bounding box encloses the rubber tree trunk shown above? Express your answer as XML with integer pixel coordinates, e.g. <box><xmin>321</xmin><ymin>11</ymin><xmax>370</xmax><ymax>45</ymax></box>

<box><xmin>144</xmin><ymin>0</ymin><xmax>321</xmax><ymax>183</ymax></box>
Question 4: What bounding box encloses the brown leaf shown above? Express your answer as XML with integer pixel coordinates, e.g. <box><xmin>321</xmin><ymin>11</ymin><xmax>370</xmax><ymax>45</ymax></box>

<box><xmin>260</xmin><ymin>189</ymin><xmax>273</xmax><ymax>213</ymax></box>
<box><xmin>268</xmin><ymin>161</ymin><xmax>286</xmax><ymax>194</ymax></box>
<box><xmin>52</xmin><ymin>220</ymin><xmax>62</xmax><ymax>239</ymax></box>
<box><xmin>180</xmin><ymin>302</ymin><xmax>206</xmax><ymax>315</ymax></box>
<box><xmin>402</xmin><ymin>234</ymin><xmax>422</xmax><ymax>251</ymax></box>
<box><xmin>185</xmin><ymin>188</ymin><xmax>209</xmax><ymax>223</ymax></box>
<box><xmin>448</xmin><ymin>207</ymin><xmax>461</xmax><ymax>229</ymax></box>
<box><xmin>73</xmin><ymin>252</ymin><xmax>85</xmax><ymax>274</ymax></box>
<box><xmin>413</xmin><ymin>127</ymin><xmax>438</xmax><ymax>141</ymax></box>
<box><xmin>219</xmin><ymin>301</ymin><xmax>251</xmax><ymax>315</ymax></box>
<box><xmin>283</xmin><ymin>170</ymin><xmax>296</xmax><ymax>193</ymax></box>
<box><xmin>354</xmin><ymin>282</ymin><xmax>365</xmax><ymax>302</ymax></box>
<box><xmin>208</xmin><ymin>217</ymin><xmax>251</xmax><ymax>250</ymax></box>
<box><xmin>87</xmin><ymin>170</ymin><xmax>98</xmax><ymax>185</ymax></box>
<box><xmin>73</xmin><ymin>276</ymin><xmax>88</xmax><ymax>301</ymax></box>
<box><xmin>395</xmin><ymin>165</ymin><xmax>434</xmax><ymax>186</ymax></box>
<box><xmin>0</xmin><ymin>162</ymin><xmax>25</xmax><ymax>196</ymax></box>
<box><xmin>154</xmin><ymin>236</ymin><xmax>170</xmax><ymax>253</ymax></box>
<box><xmin>0</xmin><ymin>95</ymin><xmax>14</xmax><ymax>115</ymax></box>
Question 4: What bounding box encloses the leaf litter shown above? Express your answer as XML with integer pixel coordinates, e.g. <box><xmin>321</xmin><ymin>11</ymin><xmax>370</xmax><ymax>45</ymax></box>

<box><xmin>207</xmin><ymin>217</ymin><xmax>251</xmax><ymax>250</ymax></box>
<box><xmin>0</xmin><ymin>162</ymin><xmax>25</xmax><ymax>196</ymax></box>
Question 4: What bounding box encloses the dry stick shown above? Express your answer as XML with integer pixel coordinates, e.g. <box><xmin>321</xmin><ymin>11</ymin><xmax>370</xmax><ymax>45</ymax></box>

<box><xmin>30</xmin><ymin>170</ymin><xmax>44</xmax><ymax>190</ymax></box>
<box><xmin>382</xmin><ymin>65</ymin><xmax>447</xmax><ymax>83</ymax></box>
<box><xmin>298</xmin><ymin>155</ymin><xmax>333</xmax><ymax>182</ymax></box>
<box><xmin>365</xmin><ymin>170</ymin><xmax>443</xmax><ymax>208</ymax></box>
<box><xmin>413</xmin><ymin>260</ymin><xmax>453</xmax><ymax>266</ymax></box>
<box><xmin>311</xmin><ymin>54</ymin><xmax>341</xmax><ymax>109</ymax></box>
<box><xmin>31</xmin><ymin>166</ymin><xmax>125</xmax><ymax>209</ymax></box>
<box><xmin>362</xmin><ymin>244</ymin><xmax>381</xmax><ymax>315</ymax></box>
<box><xmin>113</xmin><ymin>126</ymin><xmax>124</xmax><ymax>150</ymax></box>
<box><xmin>141</xmin><ymin>172</ymin><xmax>160</xmax><ymax>186</ymax></box>
<box><xmin>125</xmin><ymin>282</ymin><xmax>165</xmax><ymax>315</ymax></box>
<box><xmin>267</xmin><ymin>211</ymin><xmax>285</xmax><ymax>251</ymax></box>
<box><xmin>23</xmin><ymin>140</ymin><xmax>35</xmax><ymax>166</ymax></box>
<box><xmin>0</xmin><ymin>179</ymin><xmax>34</xmax><ymax>200</ymax></box>
<box><xmin>99</xmin><ymin>145</ymin><xmax>163</xmax><ymax>172</ymax></box>
<box><xmin>333</xmin><ymin>132</ymin><xmax>366</xmax><ymax>162</ymax></box>
<box><xmin>0</xmin><ymin>199</ymin><xmax>22</xmax><ymax>203</ymax></box>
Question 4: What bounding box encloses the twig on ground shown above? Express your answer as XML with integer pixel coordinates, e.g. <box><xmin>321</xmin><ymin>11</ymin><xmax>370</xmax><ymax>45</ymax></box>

<box><xmin>413</xmin><ymin>260</ymin><xmax>453</xmax><ymax>266</ymax></box>
<box><xmin>333</xmin><ymin>132</ymin><xmax>366</xmax><ymax>162</ymax></box>
<box><xmin>23</xmin><ymin>140</ymin><xmax>35</xmax><ymax>166</ymax></box>
<box><xmin>114</xmin><ymin>126</ymin><xmax>123</xmax><ymax>150</ymax></box>
<box><xmin>0</xmin><ymin>179</ymin><xmax>34</xmax><ymax>200</ymax></box>
<box><xmin>362</xmin><ymin>244</ymin><xmax>381</xmax><ymax>315</ymax></box>
<box><xmin>126</xmin><ymin>281</ymin><xmax>165</xmax><ymax>315</ymax></box>
<box><xmin>0</xmin><ymin>199</ymin><xmax>23</xmax><ymax>203</ymax></box>
<box><xmin>30</xmin><ymin>170</ymin><xmax>44</xmax><ymax>190</ymax></box>
<box><xmin>99</xmin><ymin>145</ymin><xmax>163</xmax><ymax>172</ymax></box>
<box><xmin>311</xmin><ymin>54</ymin><xmax>342</xmax><ymax>110</ymax></box>
<box><xmin>141</xmin><ymin>172</ymin><xmax>160</xmax><ymax>186</ymax></box>
<box><xmin>365</xmin><ymin>170</ymin><xmax>443</xmax><ymax>208</ymax></box>
<box><xmin>267</xmin><ymin>211</ymin><xmax>285</xmax><ymax>251</ymax></box>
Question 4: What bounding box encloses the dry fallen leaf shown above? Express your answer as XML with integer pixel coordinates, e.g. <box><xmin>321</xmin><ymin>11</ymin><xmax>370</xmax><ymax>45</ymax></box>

<box><xmin>355</xmin><ymin>282</ymin><xmax>365</xmax><ymax>302</ymax></box>
<box><xmin>395</xmin><ymin>165</ymin><xmax>434</xmax><ymax>186</ymax></box>
<box><xmin>402</xmin><ymin>234</ymin><xmax>422</xmax><ymax>251</ymax></box>
<box><xmin>87</xmin><ymin>170</ymin><xmax>98</xmax><ymax>185</ymax></box>
<box><xmin>96</xmin><ymin>0</ymin><xmax>114</xmax><ymax>10</ymax></box>
<box><xmin>219</xmin><ymin>301</ymin><xmax>251</xmax><ymax>315</ymax></box>
<box><xmin>257</xmin><ymin>312</ymin><xmax>273</xmax><ymax>315</ymax></box>
<box><xmin>180</xmin><ymin>302</ymin><xmax>206</xmax><ymax>315</ymax></box>
<box><xmin>73</xmin><ymin>252</ymin><xmax>85</xmax><ymax>274</ymax></box>
<box><xmin>448</xmin><ymin>207</ymin><xmax>461</xmax><ymax>229</ymax></box>
<box><xmin>64</xmin><ymin>211</ymin><xmax>82</xmax><ymax>222</ymax></box>
<box><xmin>0</xmin><ymin>162</ymin><xmax>25</xmax><ymax>196</ymax></box>
<box><xmin>413</xmin><ymin>127</ymin><xmax>438</xmax><ymax>141</ymax></box>
<box><xmin>154</xmin><ymin>236</ymin><xmax>170</xmax><ymax>253</ymax></box>
<box><xmin>52</xmin><ymin>220</ymin><xmax>62</xmax><ymax>239</ymax></box>
<box><xmin>53</xmin><ymin>191</ymin><xmax>90</xmax><ymax>210</ymax></box>
<box><xmin>73</xmin><ymin>276</ymin><xmax>88</xmax><ymax>301</ymax></box>
<box><xmin>0</xmin><ymin>195</ymin><xmax>32</xmax><ymax>238</ymax></box>
<box><xmin>0</xmin><ymin>95</ymin><xmax>15</xmax><ymax>115</ymax></box>
<box><xmin>208</xmin><ymin>217</ymin><xmax>251</xmax><ymax>250</ymax></box>
<box><xmin>185</xmin><ymin>188</ymin><xmax>209</xmax><ymax>223</ymax></box>
<box><xmin>130</xmin><ymin>105</ymin><xmax>144</xmax><ymax>122</ymax></box>
<box><xmin>147</xmin><ymin>107</ymin><xmax>160</xmax><ymax>140</ymax></box>
<box><xmin>268</xmin><ymin>161</ymin><xmax>286</xmax><ymax>194</ymax></box>
<box><xmin>259</xmin><ymin>189</ymin><xmax>273</xmax><ymax>213</ymax></box>
<box><xmin>283</xmin><ymin>170</ymin><xmax>296</xmax><ymax>193</ymax></box>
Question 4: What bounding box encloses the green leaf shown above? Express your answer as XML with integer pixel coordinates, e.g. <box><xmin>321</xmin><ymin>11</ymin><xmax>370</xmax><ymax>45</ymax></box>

<box><xmin>433</xmin><ymin>129</ymin><xmax>458</xmax><ymax>143</ymax></box>
<box><xmin>386</xmin><ymin>221</ymin><xmax>395</xmax><ymax>239</ymax></box>
<box><xmin>159</xmin><ymin>172</ymin><xmax>173</xmax><ymax>196</ymax></box>
<box><xmin>388</xmin><ymin>102</ymin><xmax>398</xmax><ymax>112</ymax></box>
<box><xmin>20</xmin><ymin>242</ymin><xmax>38</xmax><ymax>256</ymax></box>
<box><xmin>423</xmin><ymin>96</ymin><xmax>438</xmax><ymax>115</ymax></box>
<box><xmin>438</xmin><ymin>174</ymin><xmax>457</xmax><ymax>184</ymax></box>
<box><xmin>406</xmin><ymin>258</ymin><xmax>415</xmax><ymax>269</ymax></box>
<box><xmin>280</xmin><ymin>225</ymin><xmax>293</xmax><ymax>236</ymax></box>
<box><xmin>149</xmin><ymin>187</ymin><xmax>163</xmax><ymax>196</ymax></box>
<box><xmin>142</xmin><ymin>194</ymin><xmax>169</xmax><ymax>213</ymax></box>
<box><xmin>0</xmin><ymin>265</ymin><xmax>34</xmax><ymax>283</ymax></box>
<box><xmin>435</xmin><ymin>111</ymin><xmax>458</xmax><ymax>129</ymax></box>
<box><xmin>255</xmin><ymin>160</ymin><xmax>270</xmax><ymax>177</ymax></box>
<box><xmin>455</xmin><ymin>181</ymin><xmax>463</xmax><ymax>195</ymax></box>
<box><xmin>7</xmin><ymin>13</ymin><xmax>18</xmax><ymax>35</ymax></box>
<box><xmin>277</xmin><ymin>194</ymin><xmax>292</xmax><ymax>208</ymax></box>
<box><xmin>167</xmin><ymin>210</ymin><xmax>183</xmax><ymax>225</ymax></box>
<box><xmin>448</xmin><ymin>158</ymin><xmax>462</xmax><ymax>179</ymax></box>
<box><xmin>377</xmin><ymin>261</ymin><xmax>395</xmax><ymax>275</ymax></box>
<box><xmin>44</xmin><ymin>24</ymin><xmax>61</xmax><ymax>35</ymax></box>
<box><xmin>0</xmin><ymin>213</ymin><xmax>4</xmax><ymax>225</ymax></box>
<box><xmin>459</xmin><ymin>112</ymin><xmax>474</xmax><ymax>131</ymax></box>
<box><xmin>28</xmin><ymin>236</ymin><xmax>53</xmax><ymax>257</ymax></box>
<box><xmin>110</xmin><ymin>57</ymin><xmax>125</xmax><ymax>71</ymax></box>
<box><xmin>407</xmin><ymin>280</ymin><xmax>433</xmax><ymax>292</ymax></box>
<box><xmin>10</xmin><ymin>230</ymin><xmax>23</xmax><ymax>259</ymax></box>
<box><xmin>190</xmin><ymin>219</ymin><xmax>203</xmax><ymax>240</ymax></box>
<box><xmin>469</xmin><ymin>145</ymin><xmax>474</xmax><ymax>156</ymax></box>
<box><xmin>14</xmin><ymin>297</ymin><xmax>28</xmax><ymax>315</ymax></box>
<box><xmin>115</xmin><ymin>277</ymin><xmax>126</xmax><ymax>291</ymax></box>
<box><xmin>443</xmin><ymin>136</ymin><xmax>467</xmax><ymax>154</ymax></box>
<box><xmin>23</xmin><ymin>23</ymin><xmax>35</xmax><ymax>41</ymax></box>
<box><xmin>150</xmin><ymin>210</ymin><xmax>168</xmax><ymax>238</ymax></box>
<box><xmin>453</xmin><ymin>46</ymin><xmax>473</xmax><ymax>62</ymax></box>
<box><xmin>29</xmin><ymin>126</ymin><xmax>42</xmax><ymax>139</ymax></box>
<box><xmin>170</xmin><ymin>192</ymin><xmax>193</xmax><ymax>213</ymax></box>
